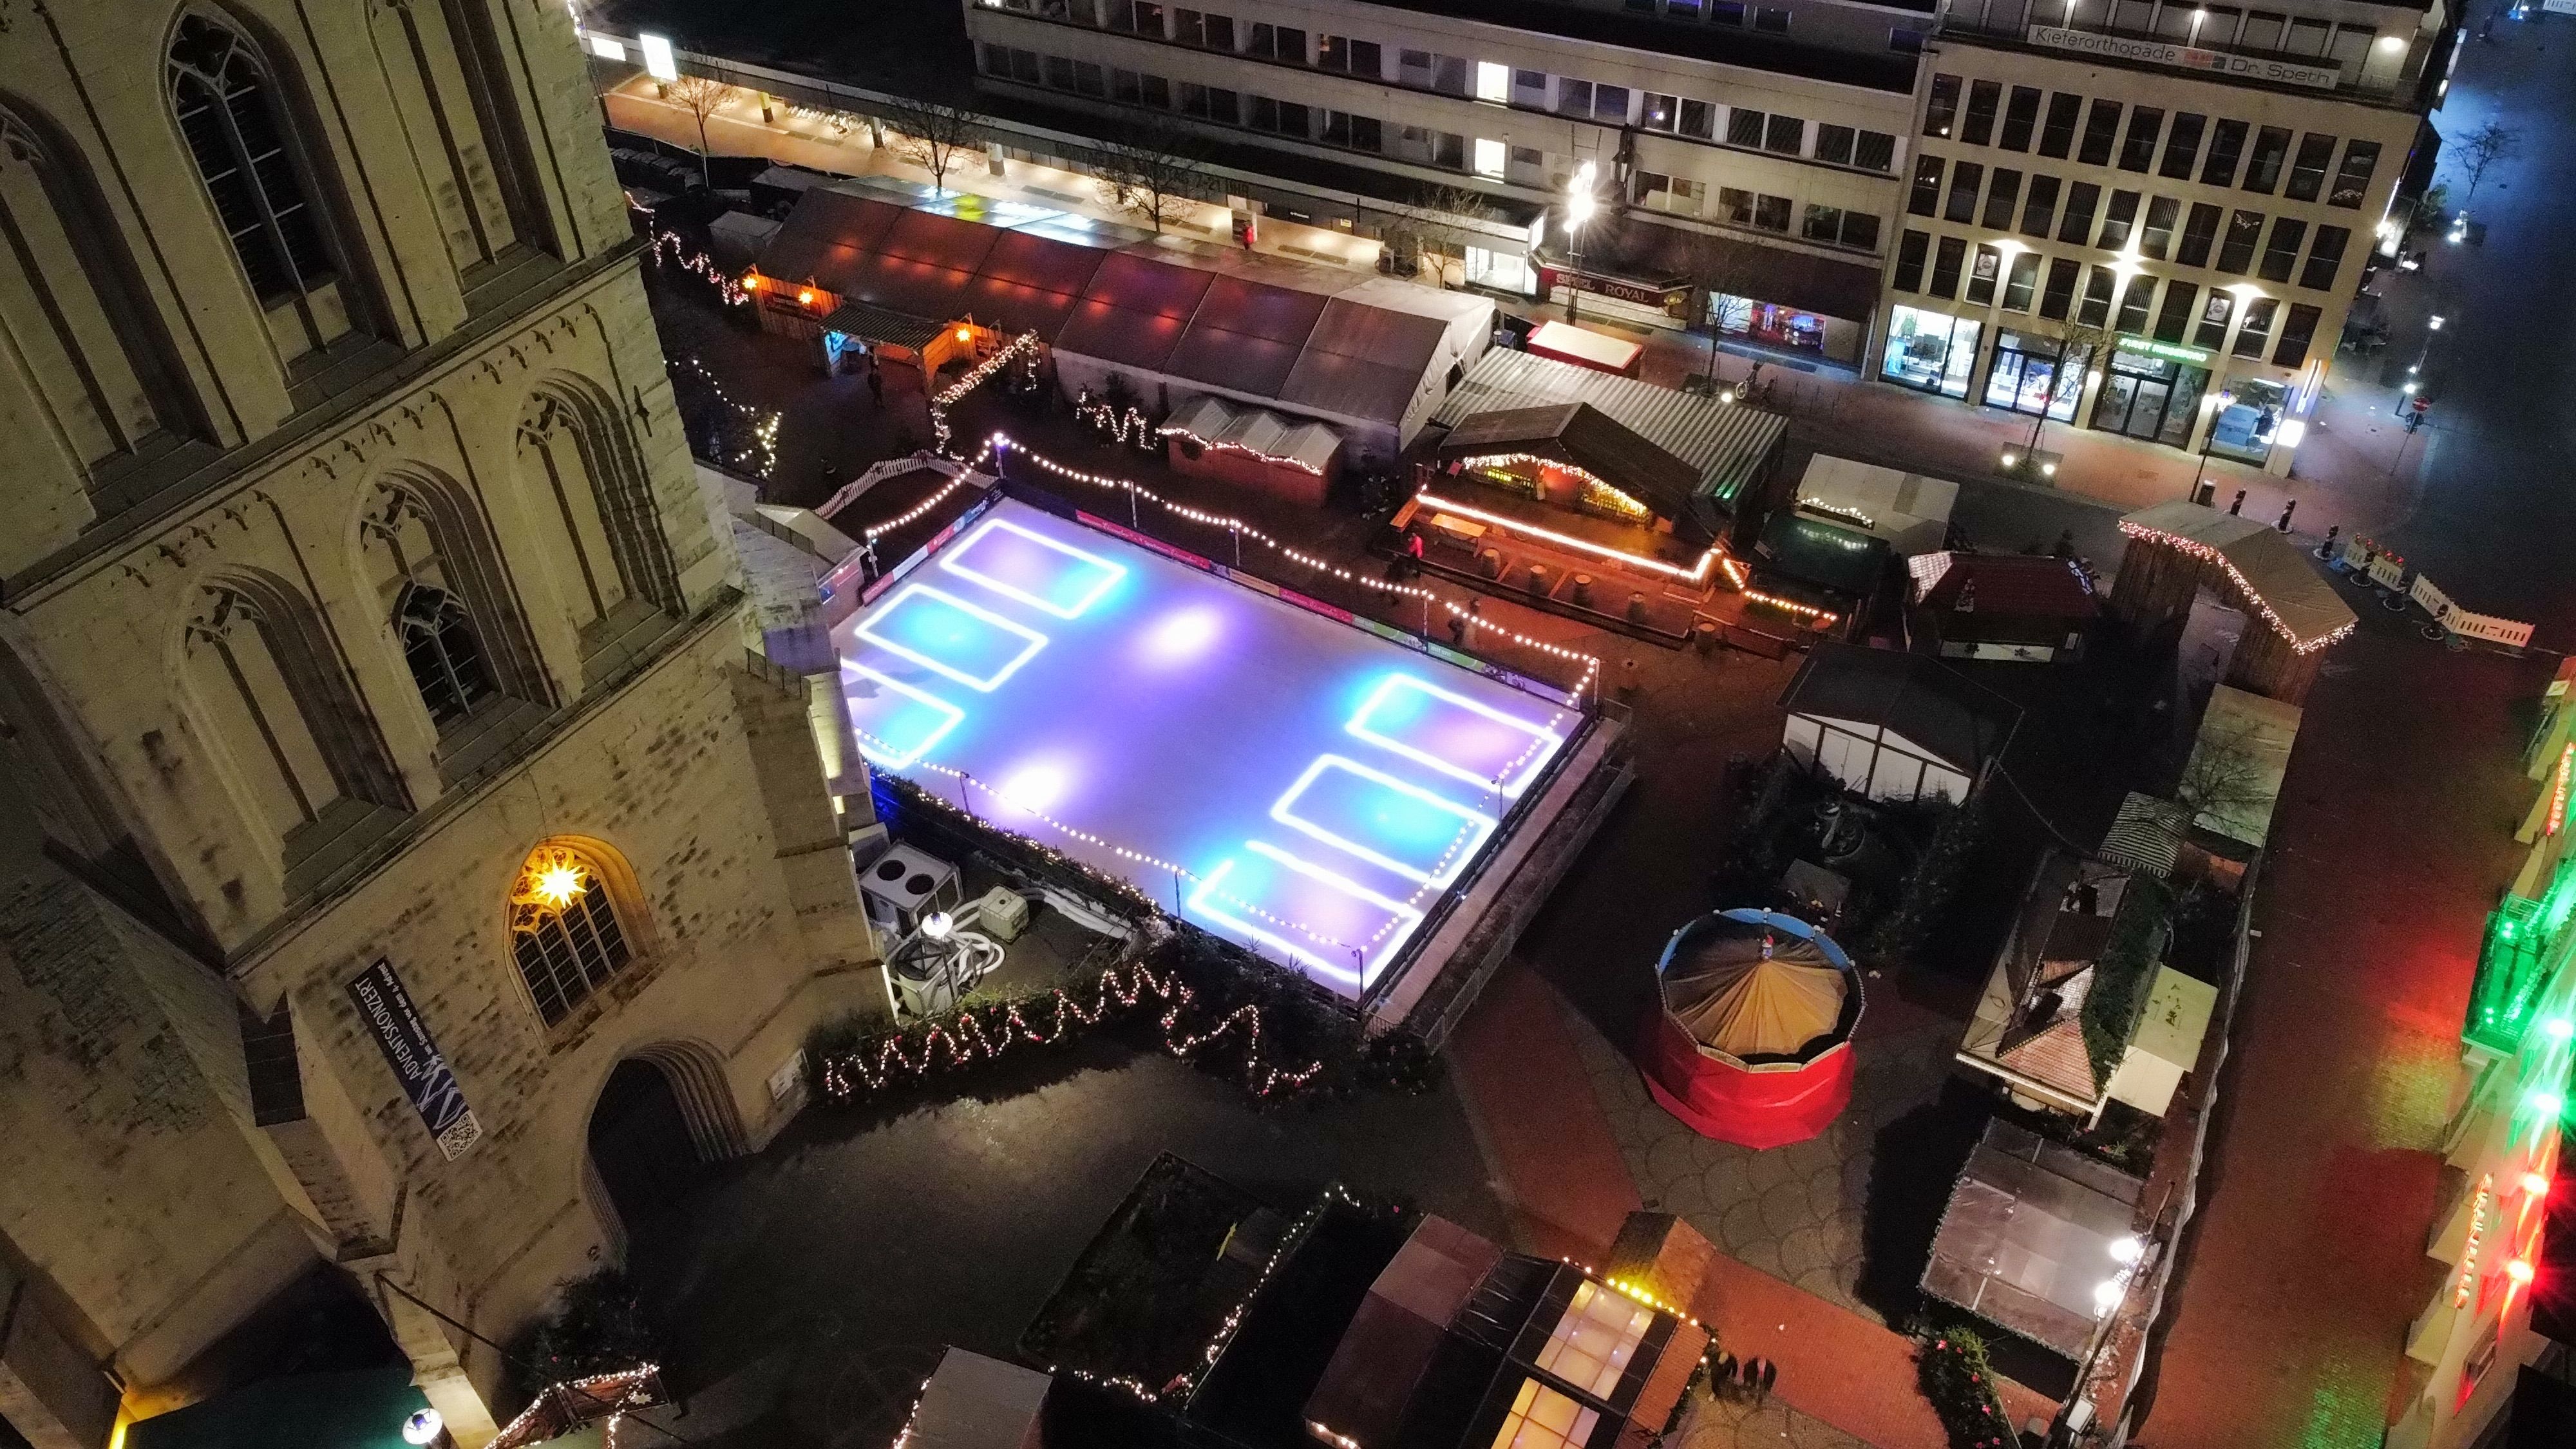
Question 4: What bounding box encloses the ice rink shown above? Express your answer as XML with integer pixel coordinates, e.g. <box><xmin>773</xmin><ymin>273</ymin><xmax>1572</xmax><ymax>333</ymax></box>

<box><xmin>833</xmin><ymin>497</ymin><xmax>1577</xmax><ymax>995</ymax></box>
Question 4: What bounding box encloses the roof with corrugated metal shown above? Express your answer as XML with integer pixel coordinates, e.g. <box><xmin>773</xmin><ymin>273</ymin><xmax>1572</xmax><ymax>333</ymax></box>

<box><xmin>1429</xmin><ymin>348</ymin><xmax>1785</xmax><ymax>509</ymax></box>
<box><xmin>1434</xmin><ymin>402</ymin><xmax>1701</xmax><ymax>525</ymax></box>
<box><xmin>819</xmin><ymin>299</ymin><xmax>948</xmax><ymax>352</ymax></box>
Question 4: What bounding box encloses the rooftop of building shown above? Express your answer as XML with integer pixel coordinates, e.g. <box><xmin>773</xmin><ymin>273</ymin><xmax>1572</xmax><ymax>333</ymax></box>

<box><xmin>1344</xmin><ymin>0</ymin><xmax>1927</xmax><ymax>93</ymax></box>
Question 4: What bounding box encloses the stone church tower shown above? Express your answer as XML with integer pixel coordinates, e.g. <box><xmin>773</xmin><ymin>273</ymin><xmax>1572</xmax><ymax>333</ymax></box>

<box><xmin>0</xmin><ymin>3</ymin><xmax>877</xmax><ymax>1444</ymax></box>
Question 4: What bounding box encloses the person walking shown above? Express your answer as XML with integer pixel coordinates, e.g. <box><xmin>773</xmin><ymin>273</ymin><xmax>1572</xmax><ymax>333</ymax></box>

<box><xmin>866</xmin><ymin>354</ymin><xmax>885</xmax><ymax>408</ymax></box>
<box><xmin>1757</xmin><ymin>1358</ymin><xmax>1777</xmax><ymax>1403</ymax></box>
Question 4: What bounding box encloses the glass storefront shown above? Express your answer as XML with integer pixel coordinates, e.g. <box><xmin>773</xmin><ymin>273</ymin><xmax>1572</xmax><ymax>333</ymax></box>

<box><xmin>2090</xmin><ymin>341</ymin><xmax>2210</xmax><ymax>448</ymax></box>
<box><xmin>1712</xmin><ymin>294</ymin><xmax>1829</xmax><ymax>356</ymax></box>
<box><xmin>1982</xmin><ymin>330</ymin><xmax>2081</xmax><ymax>421</ymax></box>
<box><xmin>1882</xmin><ymin>305</ymin><xmax>1982</xmax><ymax>398</ymax></box>
<box><xmin>1464</xmin><ymin>246</ymin><xmax>1537</xmax><ymax>296</ymax></box>
<box><xmin>2206</xmin><ymin>377</ymin><xmax>2289</xmax><ymax>464</ymax></box>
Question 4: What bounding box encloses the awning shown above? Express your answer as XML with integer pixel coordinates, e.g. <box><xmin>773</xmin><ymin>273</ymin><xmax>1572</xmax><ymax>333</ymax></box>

<box><xmin>820</xmin><ymin>299</ymin><xmax>950</xmax><ymax>352</ymax></box>
<box><xmin>1566</xmin><ymin>215</ymin><xmax>1884</xmax><ymax>323</ymax></box>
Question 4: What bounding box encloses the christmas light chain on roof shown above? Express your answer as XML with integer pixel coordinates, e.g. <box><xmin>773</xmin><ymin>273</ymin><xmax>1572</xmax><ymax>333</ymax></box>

<box><xmin>1412</xmin><ymin>488</ymin><xmax>1732</xmax><ymax>588</ymax></box>
<box><xmin>1158</xmin><ymin>421</ymin><xmax>1332</xmax><ymax>477</ymax></box>
<box><xmin>927</xmin><ymin>330</ymin><xmax>1041</xmax><ymax>454</ymax></box>
<box><xmin>489</xmin><ymin>1365</ymin><xmax>663</xmax><ymax>1449</ymax></box>
<box><xmin>1741</xmin><ymin>589</ymin><xmax>1839</xmax><ymax>627</ymax></box>
<box><xmin>666</xmin><ymin>354</ymin><xmax>782</xmax><ymax>478</ymax></box>
<box><xmin>860</xmin><ymin>471</ymin><xmax>984</xmax><ymax>542</ymax></box>
<box><xmin>1454</xmin><ymin>453</ymin><xmax>1651</xmax><ymax>519</ymax></box>
<box><xmin>2117</xmin><ymin>519</ymin><xmax>2356</xmax><ymax>652</ymax></box>
<box><xmin>1075</xmin><ymin>396</ymin><xmax>1159</xmax><ymax>449</ymax></box>
<box><xmin>1797</xmin><ymin>496</ymin><xmax>1877</xmax><ymax>529</ymax></box>
<box><xmin>642</xmin><ymin>226</ymin><xmax>750</xmax><ymax>307</ymax></box>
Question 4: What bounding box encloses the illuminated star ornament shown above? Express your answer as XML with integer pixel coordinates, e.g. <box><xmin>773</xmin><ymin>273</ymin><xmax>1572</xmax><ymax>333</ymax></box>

<box><xmin>533</xmin><ymin>860</ymin><xmax>587</xmax><ymax>909</ymax></box>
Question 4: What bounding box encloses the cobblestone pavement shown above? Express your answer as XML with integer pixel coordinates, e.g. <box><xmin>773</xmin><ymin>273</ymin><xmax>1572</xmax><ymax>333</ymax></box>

<box><xmin>1562</xmin><ymin>987</ymin><xmax>1968</xmax><ymax>1325</ymax></box>
<box><xmin>1672</xmin><ymin>1390</ymin><xmax>1877</xmax><ymax>1449</ymax></box>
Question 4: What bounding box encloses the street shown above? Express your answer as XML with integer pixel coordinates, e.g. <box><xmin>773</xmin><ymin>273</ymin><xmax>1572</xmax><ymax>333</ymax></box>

<box><xmin>2132</xmin><ymin>17</ymin><xmax>2576</xmax><ymax>1447</ymax></box>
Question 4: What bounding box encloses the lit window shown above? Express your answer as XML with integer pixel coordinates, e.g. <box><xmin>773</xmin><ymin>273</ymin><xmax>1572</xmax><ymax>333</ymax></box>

<box><xmin>1530</xmin><ymin>1282</ymin><xmax>1654</xmax><ymax>1399</ymax></box>
<box><xmin>510</xmin><ymin>843</ymin><xmax>634</xmax><ymax>1027</ymax></box>
<box><xmin>1475</xmin><ymin>61</ymin><xmax>1510</xmax><ymax>102</ymax></box>
<box><xmin>1489</xmin><ymin>1379</ymin><xmax>1600</xmax><ymax>1449</ymax></box>
<box><xmin>1473</xmin><ymin>138</ymin><xmax>1506</xmax><ymax>178</ymax></box>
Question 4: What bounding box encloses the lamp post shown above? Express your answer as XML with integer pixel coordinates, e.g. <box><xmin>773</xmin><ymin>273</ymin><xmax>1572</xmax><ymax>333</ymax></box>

<box><xmin>1562</xmin><ymin>161</ymin><xmax>1598</xmax><ymax>325</ymax></box>
<box><xmin>2190</xmin><ymin>388</ymin><xmax>2235</xmax><ymax>502</ymax></box>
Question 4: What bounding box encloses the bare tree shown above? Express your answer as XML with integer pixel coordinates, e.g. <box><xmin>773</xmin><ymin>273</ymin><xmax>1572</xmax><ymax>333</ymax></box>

<box><xmin>2451</xmin><ymin>120</ymin><xmax>2522</xmax><ymax>206</ymax></box>
<box><xmin>2022</xmin><ymin>315</ymin><xmax>2114</xmax><ymax>456</ymax></box>
<box><xmin>879</xmin><ymin>96</ymin><xmax>985</xmax><ymax>197</ymax></box>
<box><xmin>662</xmin><ymin>73</ymin><xmax>732</xmax><ymax>189</ymax></box>
<box><xmin>1092</xmin><ymin>117</ymin><xmax>1213</xmax><ymax>234</ymax></box>
<box><xmin>1678</xmin><ymin>232</ymin><xmax>1768</xmax><ymax>391</ymax></box>
<box><xmin>1381</xmin><ymin>184</ymin><xmax>1497</xmax><ymax>289</ymax></box>
<box><xmin>2172</xmin><ymin>715</ymin><xmax>2277</xmax><ymax>840</ymax></box>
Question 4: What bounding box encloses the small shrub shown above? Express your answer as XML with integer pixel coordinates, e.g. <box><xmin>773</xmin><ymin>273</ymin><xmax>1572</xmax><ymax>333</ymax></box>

<box><xmin>510</xmin><ymin>1268</ymin><xmax>661</xmax><ymax>1400</ymax></box>
<box><xmin>2081</xmin><ymin>875</ymin><xmax>2175</xmax><ymax>1086</ymax></box>
<box><xmin>1859</xmin><ymin>796</ymin><xmax>1982</xmax><ymax>967</ymax></box>
<box><xmin>1914</xmin><ymin>1323</ymin><xmax>2016</xmax><ymax>1449</ymax></box>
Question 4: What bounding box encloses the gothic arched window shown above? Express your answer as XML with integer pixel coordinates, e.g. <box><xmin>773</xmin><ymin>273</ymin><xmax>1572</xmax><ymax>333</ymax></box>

<box><xmin>395</xmin><ymin>582</ymin><xmax>492</xmax><ymax>727</ymax></box>
<box><xmin>509</xmin><ymin>842</ymin><xmax>635</xmax><ymax>1027</ymax></box>
<box><xmin>168</xmin><ymin>13</ymin><xmax>354</xmax><ymax>361</ymax></box>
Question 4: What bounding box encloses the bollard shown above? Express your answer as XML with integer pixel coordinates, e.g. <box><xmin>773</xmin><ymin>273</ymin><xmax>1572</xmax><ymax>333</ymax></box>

<box><xmin>1478</xmin><ymin>547</ymin><xmax>1504</xmax><ymax>579</ymax></box>
<box><xmin>1627</xmin><ymin>591</ymin><xmax>1649</xmax><ymax>623</ymax></box>
<box><xmin>1572</xmin><ymin>573</ymin><xmax>1595</xmax><ymax>607</ymax></box>
<box><xmin>1527</xmin><ymin>563</ymin><xmax>1550</xmax><ymax>594</ymax></box>
<box><xmin>1694</xmin><ymin>620</ymin><xmax>1720</xmax><ymax>656</ymax></box>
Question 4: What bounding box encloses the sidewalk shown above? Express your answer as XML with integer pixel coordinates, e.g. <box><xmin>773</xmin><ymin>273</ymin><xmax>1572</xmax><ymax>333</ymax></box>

<box><xmin>1449</xmin><ymin>963</ymin><xmax>2056</xmax><ymax>1449</ymax></box>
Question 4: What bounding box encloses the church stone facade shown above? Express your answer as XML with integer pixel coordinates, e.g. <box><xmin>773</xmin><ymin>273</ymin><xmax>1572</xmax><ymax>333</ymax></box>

<box><xmin>0</xmin><ymin>3</ymin><xmax>878</xmax><ymax>1445</ymax></box>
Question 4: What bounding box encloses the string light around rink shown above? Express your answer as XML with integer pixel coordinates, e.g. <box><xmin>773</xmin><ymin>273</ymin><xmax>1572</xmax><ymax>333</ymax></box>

<box><xmin>665</xmin><ymin>353</ymin><xmax>782</xmax><ymax>478</ymax></box>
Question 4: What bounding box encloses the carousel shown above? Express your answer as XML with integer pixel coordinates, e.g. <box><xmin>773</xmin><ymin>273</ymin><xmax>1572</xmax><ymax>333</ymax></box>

<box><xmin>1638</xmin><ymin>908</ymin><xmax>1864</xmax><ymax>1148</ymax></box>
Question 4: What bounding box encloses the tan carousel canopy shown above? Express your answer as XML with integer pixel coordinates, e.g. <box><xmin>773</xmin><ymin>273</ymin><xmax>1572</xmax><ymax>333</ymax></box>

<box><xmin>1661</xmin><ymin>922</ymin><xmax>1850</xmax><ymax>1061</ymax></box>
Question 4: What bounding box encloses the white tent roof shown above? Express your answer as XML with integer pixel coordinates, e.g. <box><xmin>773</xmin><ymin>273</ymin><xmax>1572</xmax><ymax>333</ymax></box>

<box><xmin>911</xmin><ymin>1348</ymin><xmax>1050</xmax><ymax>1449</ymax></box>
<box><xmin>1795</xmin><ymin>455</ymin><xmax>1958</xmax><ymax>556</ymax></box>
<box><xmin>2186</xmin><ymin>684</ymin><xmax>2303</xmax><ymax>846</ymax></box>
<box><xmin>1164</xmin><ymin>394</ymin><xmax>1343</xmax><ymax>474</ymax></box>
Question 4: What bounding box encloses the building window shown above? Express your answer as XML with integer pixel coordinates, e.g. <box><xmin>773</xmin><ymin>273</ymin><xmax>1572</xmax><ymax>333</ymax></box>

<box><xmin>2284</xmin><ymin>132</ymin><xmax>2336</xmax><ymax>202</ymax></box>
<box><xmin>509</xmin><ymin>842</ymin><xmax>634</xmax><ymax>1028</ymax></box>
<box><xmin>2230</xmin><ymin>296</ymin><xmax>2277</xmax><ymax>357</ymax></box>
<box><xmin>1765</xmin><ymin>114</ymin><xmax>1804</xmax><ymax>154</ymax></box>
<box><xmin>1043</xmin><ymin>54</ymin><xmax>1075</xmax><ymax>90</ymax></box>
<box><xmin>1928</xmin><ymin>235</ymin><xmax>1967</xmax><ymax>298</ymax></box>
<box><xmin>1513</xmin><ymin>69</ymin><xmax>1550</xmax><ymax>108</ymax></box>
<box><xmin>2160</xmin><ymin>113</ymin><xmax>2206</xmax><ymax>178</ymax></box>
<box><xmin>2118</xmin><ymin>107</ymin><xmax>2163</xmax><ymax>171</ymax></box>
<box><xmin>1473</xmin><ymin>62</ymin><xmax>1508</xmax><ymax>102</ymax></box>
<box><xmin>1961</xmin><ymin>80</ymin><xmax>2001</xmax><ymax>146</ymax></box>
<box><xmin>1841</xmin><ymin>212</ymin><xmax>1881</xmax><ymax>251</ymax></box>
<box><xmin>2038</xmin><ymin>256</ymin><xmax>2079</xmax><ymax>319</ymax></box>
<box><xmin>1710</xmin><ymin>1</ymin><xmax>1746</xmax><ymax>23</ymax></box>
<box><xmin>1730</xmin><ymin>108</ymin><xmax>1767</xmax><ymax>147</ymax></box>
<box><xmin>2242</xmin><ymin>125</ymin><xmax>2293</xmax><ymax>193</ymax></box>
<box><xmin>1593</xmin><ymin>84</ymin><xmax>1631</xmax><ymax>122</ymax></box>
<box><xmin>1641</xmin><ymin>92</ymin><xmax>1678</xmax><ymax>131</ymax></box>
<box><xmin>2141</xmin><ymin>195</ymin><xmax>2179</xmax><ymax>259</ymax></box>
<box><xmin>1557</xmin><ymin>77</ymin><xmax>1594</xmax><ymax>117</ymax></box>
<box><xmin>2201</xmin><ymin>119</ymin><xmax>2249</xmax><ymax>187</ymax></box>
<box><xmin>1179</xmin><ymin>83</ymin><xmax>1238</xmax><ymax>123</ymax></box>
<box><xmin>1472</xmin><ymin>136</ymin><xmax>1505</xmax><ymax>175</ymax></box>
<box><xmin>2002</xmin><ymin>251</ymin><xmax>2040</xmax><ymax>311</ymax></box>
<box><xmin>1999</xmin><ymin>86</ymin><xmax>2041</xmax><ymax>151</ymax></box>
<box><xmin>1323</xmin><ymin>111</ymin><xmax>1381</xmax><ymax>151</ymax></box>
<box><xmin>1247</xmin><ymin>23</ymin><xmax>1305</xmax><ymax>61</ymax></box>
<box><xmin>1106</xmin><ymin>0</ymin><xmax>1164</xmax><ymax>33</ymax></box>
<box><xmin>2192</xmin><ymin>290</ymin><xmax>2234</xmax><ymax>349</ymax></box>
<box><xmin>396</xmin><ymin>584</ymin><xmax>494</xmax><ymax>729</ymax></box>
<box><xmin>2152</xmin><ymin>281</ymin><xmax>2199</xmax><ymax>343</ymax></box>
<box><xmin>1965</xmin><ymin>243</ymin><xmax>2002</xmax><ymax>306</ymax></box>
<box><xmin>2056</xmin><ymin>182</ymin><xmax>2099</xmax><ymax>244</ymax></box>
<box><xmin>1814</xmin><ymin>123</ymin><xmax>1856</xmax><ymax>165</ymax></box>
<box><xmin>1924</xmin><ymin>73</ymin><xmax>1960</xmax><ymax>138</ymax></box>
<box><xmin>1316</xmin><ymin>35</ymin><xmax>1380</xmax><ymax>75</ymax></box>
<box><xmin>2300</xmin><ymin>225</ymin><xmax>2349</xmax><ymax>289</ymax></box>
<box><xmin>1889</xmin><ymin>27</ymin><xmax>1927</xmax><ymax>53</ymax></box>
<box><xmin>2078</xmin><ymin>100</ymin><xmax>2123</xmax><ymax>166</ymax></box>
<box><xmin>1945</xmin><ymin>161</ymin><xmax>1984</xmax><ymax>223</ymax></box>
<box><xmin>1173</xmin><ymin>9</ymin><xmax>1232</xmax><ymax>48</ymax></box>
<box><xmin>2078</xmin><ymin>265</ymin><xmax>2116</xmax><ymax>326</ymax></box>
<box><xmin>1680</xmin><ymin>99</ymin><xmax>1716</xmax><ymax>138</ymax></box>
<box><xmin>2177</xmin><ymin>202</ymin><xmax>2222</xmax><ymax>267</ymax></box>
<box><xmin>2113</xmin><ymin>274</ymin><xmax>2156</xmax><ymax>334</ymax></box>
<box><xmin>1982</xmin><ymin>169</ymin><xmax>2022</xmax><ymax>230</ymax></box>
<box><xmin>2329</xmin><ymin>140</ymin><xmax>2380</xmax><ymax>208</ymax></box>
<box><xmin>1892</xmin><ymin>229</ymin><xmax>1929</xmax><ymax>291</ymax></box>
<box><xmin>2021</xmin><ymin>174</ymin><xmax>2060</xmax><ymax>237</ymax></box>
<box><xmin>2094</xmin><ymin>190</ymin><xmax>2136</xmax><ymax>251</ymax></box>
<box><xmin>2257</xmin><ymin>216</ymin><xmax>2307</xmax><ymax>281</ymax></box>
<box><xmin>2217</xmin><ymin>209</ymin><xmax>2264</xmax><ymax>273</ymax></box>
<box><xmin>169</xmin><ymin>13</ymin><xmax>352</xmax><ymax>361</ymax></box>
<box><xmin>2272</xmin><ymin>301</ymin><xmax>2322</xmax><ymax>366</ymax></box>
<box><xmin>1855</xmin><ymin>130</ymin><xmax>1897</xmax><ymax>172</ymax></box>
<box><xmin>2038</xmin><ymin>93</ymin><xmax>2081</xmax><ymax>158</ymax></box>
<box><xmin>1802</xmin><ymin>204</ymin><xmax>1842</xmax><ymax>243</ymax></box>
<box><xmin>1754</xmin><ymin>7</ymin><xmax>1791</xmax><ymax>32</ymax></box>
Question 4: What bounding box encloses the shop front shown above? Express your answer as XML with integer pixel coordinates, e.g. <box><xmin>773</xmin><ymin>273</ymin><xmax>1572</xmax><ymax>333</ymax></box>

<box><xmin>2206</xmin><ymin>376</ymin><xmax>2292</xmax><ymax>466</ymax></box>
<box><xmin>1981</xmin><ymin>329</ymin><xmax>2083</xmax><ymax>421</ymax></box>
<box><xmin>1710</xmin><ymin>294</ymin><xmax>1844</xmax><ymax>363</ymax></box>
<box><xmin>2089</xmin><ymin>337</ymin><xmax>2212</xmax><ymax>450</ymax></box>
<box><xmin>1881</xmin><ymin>305</ymin><xmax>1982</xmax><ymax>399</ymax></box>
<box><xmin>1546</xmin><ymin>216</ymin><xmax>1879</xmax><ymax>366</ymax></box>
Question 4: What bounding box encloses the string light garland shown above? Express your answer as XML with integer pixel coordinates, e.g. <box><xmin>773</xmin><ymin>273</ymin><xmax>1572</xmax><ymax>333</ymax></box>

<box><xmin>1158</xmin><ymin>422</ymin><xmax>1332</xmax><ymax>476</ymax></box>
<box><xmin>666</xmin><ymin>353</ymin><xmax>782</xmax><ymax>478</ymax></box>
<box><xmin>1741</xmin><ymin>589</ymin><xmax>1841</xmax><ymax>627</ymax></box>
<box><xmin>1075</xmin><ymin>395</ymin><xmax>1159</xmax><ymax>449</ymax></box>
<box><xmin>489</xmin><ymin>1365</ymin><xmax>664</xmax><ymax>1449</ymax></box>
<box><xmin>928</xmin><ymin>331</ymin><xmax>1041</xmax><ymax>454</ymax></box>
<box><xmin>862</xmin><ymin>471</ymin><xmax>985</xmax><ymax>542</ymax></box>
<box><xmin>1454</xmin><ymin>453</ymin><xmax>1653</xmax><ymax>520</ymax></box>
<box><xmin>641</xmin><ymin>226</ymin><xmax>750</xmax><ymax>306</ymax></box>
<box><xmin>2119</xmin><ymin>519</ymin><xmax>2356</xmax><ymax>653</ymax></box>
<box><xmin>1797</xmin><ymin>496</ymin><xmax>1877</xmax><ymax>529</ymax></box>
<box><xmin>1412</xmin><ymin>489</ymin><xmax>1734</xmax><ymax>587</ymax></box>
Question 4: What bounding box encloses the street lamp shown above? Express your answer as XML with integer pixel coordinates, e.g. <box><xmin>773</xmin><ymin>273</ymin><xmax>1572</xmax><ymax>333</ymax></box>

<box><xmin>2190</xmin><ymin>388</ymin><xmax>2235</xmax><ymax>503</ymax></box>
<box><xmin>1562</xmin><ymin>161</ymin><xmax>1598</xmax><ymax>325</ymax></box>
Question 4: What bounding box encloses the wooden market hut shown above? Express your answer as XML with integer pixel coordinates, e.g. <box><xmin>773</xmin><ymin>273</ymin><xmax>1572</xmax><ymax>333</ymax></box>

<box><xmin>2108</xmin><ymin>501</ymin><xmax>2356</xmax><ymax>705</ymax></box>
<box><xmin>1430</xmin><ymin>401</ymin><xmax>1708</xmax><ymax>540</ymax></box>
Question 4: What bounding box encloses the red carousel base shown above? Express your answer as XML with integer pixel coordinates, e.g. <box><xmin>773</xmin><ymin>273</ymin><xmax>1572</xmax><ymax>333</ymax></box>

<box><xmin>1637</xmin><ymin>1013</ymin><xmax>1856</xmax><ymax>1150</ymax></box>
